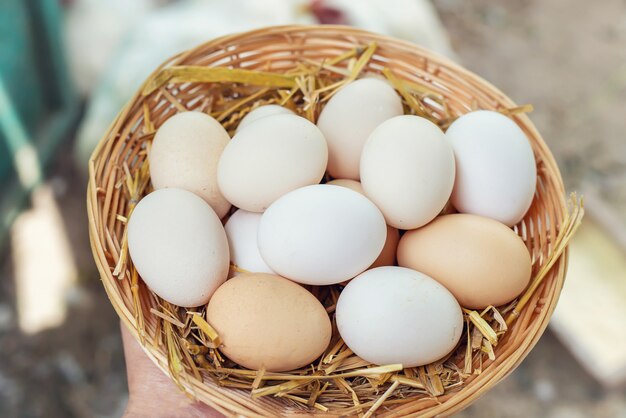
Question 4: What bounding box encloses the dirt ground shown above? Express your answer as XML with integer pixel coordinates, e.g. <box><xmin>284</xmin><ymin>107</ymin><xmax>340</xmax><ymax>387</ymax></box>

<box><xmin>1</xmin><ymin>1</ymin><xmax>626</xmax><ymax>417</ymax></box>
<box><xmin>435</xmin><ymin>0</ymin><xmax>626</xmax><ymax>217</ymax></box>
<box><xmin>0</xmin><ymin>148</ymin><xmax>127</xmax><ymax>418</ymax></box>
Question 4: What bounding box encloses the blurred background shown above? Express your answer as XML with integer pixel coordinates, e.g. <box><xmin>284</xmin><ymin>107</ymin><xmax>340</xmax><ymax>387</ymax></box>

<box><xmin>1</xmin><ymin>0</ymin><xmax>625</xmax><ymax>417</ymax></box>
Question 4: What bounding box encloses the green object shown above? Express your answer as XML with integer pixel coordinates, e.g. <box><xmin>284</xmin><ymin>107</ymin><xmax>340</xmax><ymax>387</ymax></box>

<box><xmin>0</xmin><ymin>0</ymin><xmax>80</xmax><ymax>244</ymax></box>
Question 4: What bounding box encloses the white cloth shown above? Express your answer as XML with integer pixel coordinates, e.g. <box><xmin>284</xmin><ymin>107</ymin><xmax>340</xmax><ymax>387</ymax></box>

<box><xmin>71</xmin><ymin>0</ymin><xmax>453</xmax><ymax>171</ymax></box>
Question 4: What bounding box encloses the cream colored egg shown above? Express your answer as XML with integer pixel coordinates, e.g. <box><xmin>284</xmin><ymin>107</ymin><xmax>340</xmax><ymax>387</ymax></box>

<box><xmin>149</xmin><ymin>111</ymin><xmax>231</xmax><ymax>218</ymax></box>
<box><xmin>236</xmin><ymin>105</ymin><xmax>294</xmax><ymax>132</ymax></box>
<box><xmin>397</xmin><ymin>214</ymin><xmax>532</xmax><ymax>309</ymax></box>
<box><xmin>218</xmin><ymin>114</ymin><xmax>328</xmax><ymax>212</ymax></box>
<box><xmin>327</xmin><ymin>179</ymin><xmax>399</xmax><ymax>268</ymax></box>
<box><xmin>317</xmin><ymin>78</ymin><xmax>403</xmax><ymax>180</ymax></box>
<box><xmin>336</xmin><ymin>266</ymin><xmax>463</xmax><ymax>367</ymax></box>
<box><xmin>326</xmin><ymin>178</ymin><xmax>364</xmax><ymax>193</ymax></box>
<box><xmin>360</xmin><ymin>115</ymin><xmax>455</xmax><ymax>229</ymax></box>
<box><xmin>127</xmin><ymin>188</ymin><xmax>230</xmax><ymax>307</ymax></box>
<box><xmin>208</xmin><ymin>273</ymin><xmax>332</xmax><ymax>372</ymax></box>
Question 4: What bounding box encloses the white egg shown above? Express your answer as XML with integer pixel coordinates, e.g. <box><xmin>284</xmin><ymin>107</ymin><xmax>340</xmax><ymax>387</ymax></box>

<box><xmin>258</xmin><ymin>185</ymin><xmax>387</xmax><ymax>285</ymax></box>
<box><xmin>224</xmin><ymin>210</ymin><xmax>274</xmax><ymax>274</ymax></box>
<box><xmin>360</xmin><ymin>115</ymin><xmax>455</xmax><ymax>229</ymax></box>
<box><xmin>218</xmin><ymin>114</ymin><xmax>328</xmax><ymax>212</ymax></box>
<box><xmin>445</xmin><ymin>110</ymin><xmax>537</xmax><ymax>226</ymax></box>
<box><xmin>326</xmin><ymin>179</ymin><xmax>400</xmax><ymax>269</ymax></box>
<box><xmin>127</xmin><ymin>188</ymin><xmax>230</xmax><ymax>307</ymax></box>
<box><xmin>336</xmin><ymin>266</ymin><xmax>463</xmax><ymax>367</ymax></box>
<box><xmin>149</xmin><ymin>111</ymin><xmax>231</xmax><ymax>218</ymax></box>
<box><xmin>236</xmin><ymin>105</ymin><xmax>294</xmax><ymax>132</ymax></box>
<box><xmin>317</xmin><ymin>78</ymin><xmax>403</xmax><ymax>180</ymax></box>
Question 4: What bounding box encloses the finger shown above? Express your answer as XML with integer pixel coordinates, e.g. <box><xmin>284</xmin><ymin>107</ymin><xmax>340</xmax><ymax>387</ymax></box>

<box><xmin>120</xmin><ymin>322</ymin><xmax>224</xmax><ymax>417</ymax></box>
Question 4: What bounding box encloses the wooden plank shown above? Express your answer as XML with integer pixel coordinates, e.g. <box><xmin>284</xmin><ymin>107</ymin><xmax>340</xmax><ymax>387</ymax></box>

<box><xmin>550</xmin><ymin>210</ymin><xmax>626</xmax><ymax>387</ymax></box>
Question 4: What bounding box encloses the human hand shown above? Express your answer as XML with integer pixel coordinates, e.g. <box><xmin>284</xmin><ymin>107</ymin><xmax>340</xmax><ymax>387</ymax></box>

<box><xmin>120</xmin><ymin>323</ymin><xmax>224</xmax><ymax>418</ymax></box>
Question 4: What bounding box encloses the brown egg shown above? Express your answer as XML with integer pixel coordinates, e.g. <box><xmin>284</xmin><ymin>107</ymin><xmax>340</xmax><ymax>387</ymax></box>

<box><xmin>370</xmin><ymin>225</ymin><xmax>400</xmax><ymax>268</ymax></box>
<box><xmin>327</xmin><ymin>179</ymin><xmax>399</xmax><ymax>268</ymax></box>
<box><xmin>207</xmin><ymin>273</ymin><xmax>331</xmax><ymax>372</ymax></box>
<box><xmin>397</xmin><ymin>214</ymin><xmax>531</xmax><ymax>309</ymax></box>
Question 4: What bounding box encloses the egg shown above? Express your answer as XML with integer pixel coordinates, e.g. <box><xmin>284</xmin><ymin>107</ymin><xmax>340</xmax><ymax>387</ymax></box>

<box><xmin>336</xmin><ymin>266</ymin><xmax>463</xmax><ymax>367</ymax></box>
<box><xmin>370</xmin><ymin>226</ymin><xmax>400</xmax><ymax>268</ymax></box>
<box><xmin>327</xmin><ymin>179</ymin><xmax>399</xmax><ymax>268</ymax></box>
<box><xmin>317</xmin><ymin>78</ymin><xmax>403</xmax><ymax>180</ymax></box>
<box><xmin>360</xmin><ymin>115</ymin><xmax>455</xmax><ymax>229</ymax></box>
<box><xmin>224</xmin><ymin>210</ymin><xmax>274</xmax><ymax>275</ymax></box>
<box><xmin>258</xmin><ymin>185</ymin><xmax>387</xmax><ymax>285</ymax></box>
<box><xmin>397</xmin><ymin>214</ymin><xmax>532</xmax><ymax>309</ymax></box>
<box><xmin>236</xmin><ymin>104</ymin><xmax>294</xmax><ymax>132</ymax></box>
<box><xmin>207</xmin><ymin>273</ymin><xmax>332</xmax><ymax>372</ymax></box>
<box><xmin>218</xmin><ymin>114</ymin><xmax>328</xmax><ymax>212</ymax></box>
<box><xmin>149</xmin><ymin>111</ymin><xmax>231</xmax><ymax>218</ymax></box>
<box><xmin>445</xmin><ymin>110</ymin><xmax>537</xmax><ymax>226</ymax></box>
<box><xmin>127</xmin><ymin>189</ymin><xmax>229</xmax><ymax>307</ymax></box>
<box><xmin>326</xmin><ymin>178</ymin><xmax>363</xmax><ymax>193</ymax></box>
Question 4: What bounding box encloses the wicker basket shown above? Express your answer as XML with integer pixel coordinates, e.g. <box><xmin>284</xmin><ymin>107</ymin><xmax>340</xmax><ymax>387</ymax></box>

<box><xmin>87</xmin><ymin>25</ymin><xmax>578</xmax><ymax>417</ymax></box>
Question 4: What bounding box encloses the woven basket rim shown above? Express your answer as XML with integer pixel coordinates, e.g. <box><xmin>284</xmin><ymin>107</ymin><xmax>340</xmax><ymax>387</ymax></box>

<box><xmin>87</xmin><ymin>24</ymin><xmax>571</xmax><ymax>417</ymax></box>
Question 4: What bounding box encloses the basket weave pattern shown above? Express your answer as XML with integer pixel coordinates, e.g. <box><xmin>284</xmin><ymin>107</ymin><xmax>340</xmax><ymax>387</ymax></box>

<box><xmin>88</xmin><ymin>25</ymin><xmax>569</xmax><ymax>417</ymax></box>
